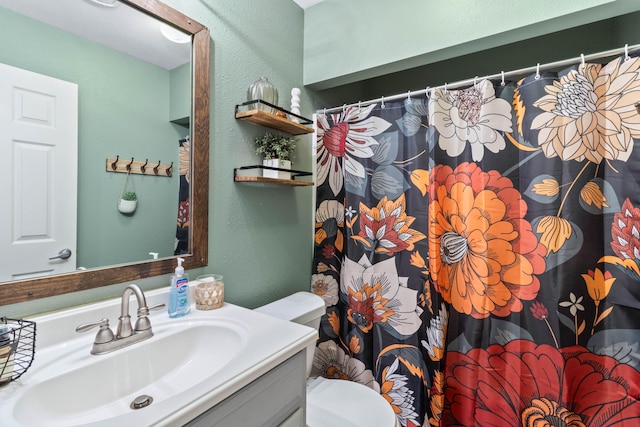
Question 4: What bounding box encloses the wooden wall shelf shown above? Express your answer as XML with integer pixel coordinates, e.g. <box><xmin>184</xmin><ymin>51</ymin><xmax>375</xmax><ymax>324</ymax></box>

<box><xmin>234</xmin><ymin>165</ymin><xmax>313</xmax><ymax>187</ymax></box>
<box><xmin>235</xmin><ymin>100</ymin><xmax>314</xmax><ymax>135</ymax></box>
<box><xmin>234</xmin><ymin>176</ymin><xmax>314</xmax><ymax>187</ymax></box>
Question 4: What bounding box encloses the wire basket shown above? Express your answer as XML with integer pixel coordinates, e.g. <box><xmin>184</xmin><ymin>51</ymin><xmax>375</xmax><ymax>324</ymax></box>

<box><xmin>0</xmin><ymin>317</ymin><xmax>36</xmax><ymax>386</ymax></box>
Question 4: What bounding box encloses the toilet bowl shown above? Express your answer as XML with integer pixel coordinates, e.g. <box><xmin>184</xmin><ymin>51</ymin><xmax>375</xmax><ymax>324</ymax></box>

<box><xmin>255</xmin><ymin>292</ymin><xmax>397</xmax><ymax>427</ymax></box>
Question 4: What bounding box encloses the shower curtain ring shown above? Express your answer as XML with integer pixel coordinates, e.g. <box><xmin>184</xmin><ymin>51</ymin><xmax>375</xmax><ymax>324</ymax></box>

<box><xmin>535</xmin><ymin>63</ymin><xmax>541</xmax><ymax>80</ymax></box>
<box><xmin>625</xmin><ymin>44</ymin><xmax>631</xmax><ymax>62</ymax></box>
<box><xmin>581</xmin><ymin>53</ymin><xmax>585</xmax><ymax>67</ymax></box>
<box><xmin>474</xmin><ymin>76</ymin><xmax>478</xmax><ymax>89</ymax></box>
<box><xmin>381</xmin><ymin>96</ymin><xmax>385</xmax><ymax>109</ymax></box>
<box><xmin>407</xmin><ymin>90</ymin><xmax>412</xmax><ymax>104</ymax></box>
<box><xmin>425</xmin><ymin>86</ymin><xmax>430</xmax><ymax>99</ymax></box>
<box><xmin>501</xmin><ymin>71</ymin><xmax>505</xmax><ymax>87</ymax></box>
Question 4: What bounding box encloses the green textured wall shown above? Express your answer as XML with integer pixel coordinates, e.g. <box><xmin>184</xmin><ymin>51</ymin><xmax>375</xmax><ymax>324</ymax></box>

<box><xmin>304</xmin><ymin>0</ymin><xmax>640</xmax><ymax>89</ymax></box>
<box><xmin>170</xmin><ymin>62</ymin><xmax>191</xmax><ymax>123</ymax></box>
<box><xmin>8</xmin><ymin>0</ymin><xmax>639</xmax><ymax>318</ymax></box>
<box><xmin>166</xmin><ymin>0</ymin><xmax>316</xmax><ymax>309</ymax></box>
<box><xmin>0</xmin><ymin>8</ymin><xmax>180</xmax><ymax>270</ymax></box>
<box><xmin>1</xmin><ymin>0</ymin><xmax>316</xmax><ymax>317</ymax></box>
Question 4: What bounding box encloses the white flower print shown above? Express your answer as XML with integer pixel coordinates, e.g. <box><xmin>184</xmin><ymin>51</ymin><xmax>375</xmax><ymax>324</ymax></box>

<box><xmin>429</xmin><ymin>79</ymin><xmax>512</xmax><ymax>161</ymax></box>
<box><xmin>311</xmin><ymin>273</ymin><xmax>339</xmax><ymax>306</ymax></box>
<box><xmin>311</xmin><ymin>340</ymin><xmax>380</xmax><ymax>392</ymax></box>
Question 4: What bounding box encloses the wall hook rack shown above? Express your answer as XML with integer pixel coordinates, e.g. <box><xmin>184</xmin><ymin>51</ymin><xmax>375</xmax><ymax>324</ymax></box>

<box><xmin>106</xmin><ymin>156</ymin><xmax>173</xmax><ymax>177</ymax></box>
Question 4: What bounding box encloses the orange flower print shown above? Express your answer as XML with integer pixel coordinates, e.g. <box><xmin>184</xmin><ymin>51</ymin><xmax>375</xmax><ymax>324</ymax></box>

<box><xmin>353</xmin><ymin>194</ymin><xmax>426</xmax><ymax>256</ymax></box>
<box><xmin>531</xmin><ymin>57</ymin><xmax>640</xmax><ymax>163</ymax></box>
<box><xmin>429</xmin><ymin>370</ymin><xmax>444</xmax><ymax>427</ymax></box>
<box><xmin>428</xmin><ymin>162</ymin><xmax>546</xmax><ymax>318</ymax></box>
<box><xmin>347</xmin><ymin>281</ymin><xmax>393</xmax><ymax>333</ymax></box>
<box><xmin>582</xmin><ymin>268</ymin><xmax>615</xmax><ymax>306</ymax></box>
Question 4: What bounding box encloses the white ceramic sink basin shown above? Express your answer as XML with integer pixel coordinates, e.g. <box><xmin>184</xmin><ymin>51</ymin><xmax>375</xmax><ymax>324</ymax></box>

<box><xmin>0</xmin><ymin>287</ymin><xmax>317</xmax><ymax>426</ymax></box>
<box><xmin>12</xmin><ymin>320</ymin><xmax>247</xmax><ymax>426</ymax></box>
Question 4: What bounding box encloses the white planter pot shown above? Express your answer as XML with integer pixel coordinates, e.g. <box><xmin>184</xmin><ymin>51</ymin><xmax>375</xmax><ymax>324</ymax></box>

<box><xmin>262</xmin><ymin>159</ymin><xmax>291</xmax><ymax>180</ymax></box>
<box><xmin>118</xmin><ymin>199</ymin><xmax>137</xmax><ymax>214</ymax></box>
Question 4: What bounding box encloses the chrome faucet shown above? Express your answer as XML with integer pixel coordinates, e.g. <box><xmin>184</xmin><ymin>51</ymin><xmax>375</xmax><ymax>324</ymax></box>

<box><xmin>76</xmin><ymin>284</ymin><xmax>165</xmax><ymax>355</ymax></box>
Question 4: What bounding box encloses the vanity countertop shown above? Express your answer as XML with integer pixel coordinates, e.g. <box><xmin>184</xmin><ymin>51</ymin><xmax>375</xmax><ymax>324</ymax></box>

<box><xmin>0</xmin><ymin>286</ymin><xmax>317</xmax><ymax>426</ymax></box>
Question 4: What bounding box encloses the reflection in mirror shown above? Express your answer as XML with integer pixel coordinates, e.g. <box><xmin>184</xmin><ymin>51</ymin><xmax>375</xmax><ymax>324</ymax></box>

<box><xmin>0</xmin><ymin>0</ymin><xmax>209</xmax><ymax>304</ymax></box>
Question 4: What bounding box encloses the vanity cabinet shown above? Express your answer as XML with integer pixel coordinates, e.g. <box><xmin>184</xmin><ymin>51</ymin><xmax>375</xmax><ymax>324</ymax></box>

<box><xmin>184</xmin><ymin>350</ymin><xmax>307</xmax><ymax>427</ymax></box>
<box><xmin>234</xmin><ymin>100</ymin><xmax>314</xmax><ymax>187</ymax></box>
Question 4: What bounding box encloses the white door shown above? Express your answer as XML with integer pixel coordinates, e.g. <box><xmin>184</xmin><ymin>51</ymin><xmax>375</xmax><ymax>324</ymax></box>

<box><xmin>0</xmin><ymin>63</ymin><xmax>78</xmax><ymax>282</ymax></box>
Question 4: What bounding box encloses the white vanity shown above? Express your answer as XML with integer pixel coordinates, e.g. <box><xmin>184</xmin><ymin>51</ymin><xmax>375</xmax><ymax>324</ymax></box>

<box><xmin>0</xmin><ymin>287</ymin><xmax>316</xmax><ymax>426</ymax></box>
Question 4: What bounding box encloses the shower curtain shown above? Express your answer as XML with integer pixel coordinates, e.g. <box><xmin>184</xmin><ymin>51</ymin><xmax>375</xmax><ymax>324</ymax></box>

<box><xmin>311</xmin><ymin>54</ymin><xmax>640</xmax><ymax>427</ymax></box>
<box><xmin>175</xmin><ymin>136</ymin><xmax>190</xmax><ymax>255</ymax></box>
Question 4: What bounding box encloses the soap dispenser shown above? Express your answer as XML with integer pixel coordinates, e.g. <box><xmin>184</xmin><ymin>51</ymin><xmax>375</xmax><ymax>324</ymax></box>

<box><xmin>168</xmin><ymin>257</ymin><xmax>191</xmax><ymax>318</ymax></box>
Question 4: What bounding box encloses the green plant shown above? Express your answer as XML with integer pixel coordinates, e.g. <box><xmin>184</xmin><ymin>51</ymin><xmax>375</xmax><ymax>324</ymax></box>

<box><xmin>254</xmin><ymin>133</ymin><xmax>296</xmax><ymax>160</ymax></box>
<box><xmin>122</xmin><ymin>191</ymin><xmax>137</xmax><ymax>201</ymax></box>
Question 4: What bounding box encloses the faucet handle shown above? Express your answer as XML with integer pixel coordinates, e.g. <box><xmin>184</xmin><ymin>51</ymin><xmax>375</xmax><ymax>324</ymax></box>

<box><xmin>148</xmin><ymin>302</ymin><xmax>166</xmax><ymax>312</ymax></box>
<box><xmin>136</xmin><ymin>302</ymin><xmax>165</xmax><ymax>317</ymax></box>
<box><xmin>134</xmin><ymin>303</ymin><xmax>166</xmax><ymax>332</ymax></box>
<box><xmin>76</xmin><ymin>318</ymin><xmax>115</xmax><ymax>344</ymax></box>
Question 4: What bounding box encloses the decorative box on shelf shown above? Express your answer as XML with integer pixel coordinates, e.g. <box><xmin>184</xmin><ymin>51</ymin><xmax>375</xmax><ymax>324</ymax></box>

<box><xmin>234</xmin><ymin>165</ymin><xmax>313</xmax><ymax>187</ymax></box>
<box><xmin>235</xmin><ymin>100</ymin><xmax>314</xmax><ymax>135</ymax></box>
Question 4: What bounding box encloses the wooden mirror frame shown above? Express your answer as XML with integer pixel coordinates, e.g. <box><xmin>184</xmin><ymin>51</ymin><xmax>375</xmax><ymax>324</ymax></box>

<box><xmin>0</xmin><ymin>0</ymin><xmax>210</xmax><ymax>306</ymax></box>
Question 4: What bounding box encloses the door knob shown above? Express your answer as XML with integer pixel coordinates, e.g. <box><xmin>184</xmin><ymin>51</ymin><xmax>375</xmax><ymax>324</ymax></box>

<box><xmin>49</xmin><ymin>248</ymin><xmax>72</xmax><ymax>260</ymax></box>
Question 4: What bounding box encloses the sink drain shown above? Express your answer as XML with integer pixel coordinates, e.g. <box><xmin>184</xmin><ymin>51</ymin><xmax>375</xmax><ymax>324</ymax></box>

<box><xmin>130</xmin><ymin>394</ymin><xmax>153</xmax><ymax>409</ymax></box>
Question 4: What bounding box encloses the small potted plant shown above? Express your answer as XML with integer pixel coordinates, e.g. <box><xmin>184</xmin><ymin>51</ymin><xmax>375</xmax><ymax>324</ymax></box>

<box><xmin>118</xmin><ymin>191</ymin><xmax>138</xmax><ymax>214</ymax></box>
<box><xmin>254</xmin><ymin>132</ymin><xmax>297</xmax><ymax>179</ymax></box>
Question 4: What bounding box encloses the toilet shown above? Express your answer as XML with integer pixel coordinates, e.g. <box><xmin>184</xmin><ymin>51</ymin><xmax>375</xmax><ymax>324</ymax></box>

<box><xmin>255</xmin><ymin>292</ymin><xmax>398</xmax><ymax>427</ymax></box>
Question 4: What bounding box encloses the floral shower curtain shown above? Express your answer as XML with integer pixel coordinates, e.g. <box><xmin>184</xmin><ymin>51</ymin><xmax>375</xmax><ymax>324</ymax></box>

<box><xmin>311</xmin><ymin>53</ymin><xmax>640</xmax><ymax>427</ymax></box>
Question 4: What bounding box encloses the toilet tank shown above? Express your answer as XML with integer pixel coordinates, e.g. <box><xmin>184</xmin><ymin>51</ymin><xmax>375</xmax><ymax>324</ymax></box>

<box><xmin>255</xmin><ymin>292</ymin><xmax>326</xmax><ymax>377</ymax></box>
<box><xmin>255</xmin><ymin>291</ymin><xmax>326</xmax><ymax>329</ymax></box>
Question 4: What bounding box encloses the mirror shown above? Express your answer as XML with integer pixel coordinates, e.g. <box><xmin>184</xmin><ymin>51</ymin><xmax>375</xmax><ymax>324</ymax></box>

<box><xmin>0</xmin><ymin>0</ymin><xmax>210</xmax><ymax>304</ymax></box>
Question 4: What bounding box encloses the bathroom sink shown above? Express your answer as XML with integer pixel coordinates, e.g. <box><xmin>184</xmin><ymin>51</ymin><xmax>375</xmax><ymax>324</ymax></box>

<box><xmin>12</xmin><ymin>320</ymin><xmax>247</xmax><ymax>426</ymax></box>
<box><xmin>0</xmin><ymin>287</ymin><xmax>317</xmax><ymax>426</ymax></box>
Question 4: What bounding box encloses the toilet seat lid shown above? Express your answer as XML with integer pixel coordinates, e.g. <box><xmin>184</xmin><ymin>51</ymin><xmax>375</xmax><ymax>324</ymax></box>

<box><xmin>306</xmin><ymin>377</ymin><xmax>397</xmax><ymax>427</ymax></box>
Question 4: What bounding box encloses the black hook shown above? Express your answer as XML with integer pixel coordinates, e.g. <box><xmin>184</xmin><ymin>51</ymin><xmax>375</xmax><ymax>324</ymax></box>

<box><xmin>111</xmin><ymin>155</ymin><xmax>119</xmax><ymax>170</ymax></box>
<box><xmin>153</xmin><ymin>160</ymin><xmax>161</xmax><ymax>175</ymax></box>
<box><xmin>126</xmin><ymin>157</ymin><xmax>134</xmax><ymax>171</ymax></box>
<box><xmin>166</xmin><ymin>162</ymin><xmax>173</xmax><ymax>176</ymax></box>
<box><xmin>141</xmin><ymin>159</ymin><xmax>148</xmax><ymax>174</ymax></box>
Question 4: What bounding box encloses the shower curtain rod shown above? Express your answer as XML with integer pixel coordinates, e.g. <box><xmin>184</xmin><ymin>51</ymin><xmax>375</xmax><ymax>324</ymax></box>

<box><xmin>320</xmin><ymin>43</ymin><xmax>640</xmax><ymax>114</ymax></box>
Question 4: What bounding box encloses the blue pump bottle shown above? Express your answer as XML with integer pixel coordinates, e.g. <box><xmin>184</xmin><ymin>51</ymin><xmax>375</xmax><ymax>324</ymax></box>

<box><xmin>168</xmin><ymin>257</ymin><xmax>190</xmax><ymax>318</ymax></box>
